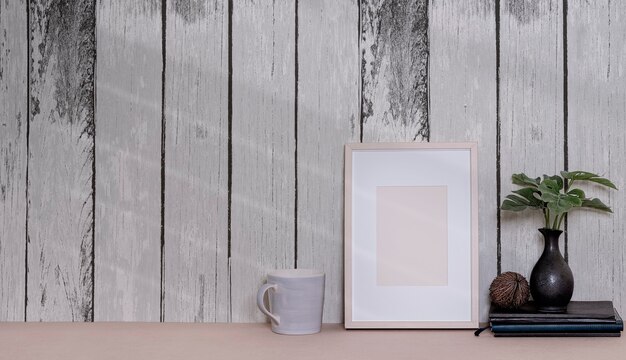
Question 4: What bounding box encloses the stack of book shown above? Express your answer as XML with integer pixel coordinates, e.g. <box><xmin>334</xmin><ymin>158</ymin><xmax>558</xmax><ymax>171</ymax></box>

<box><xmin>489</xmin><ymin>301</ymin><xmax>623</xmax><ymax>337</ymax></box>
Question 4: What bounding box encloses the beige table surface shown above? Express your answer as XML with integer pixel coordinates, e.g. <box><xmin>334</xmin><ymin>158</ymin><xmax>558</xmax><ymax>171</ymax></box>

<box><xmin>0</xmin><ymin>323</ymin><xmax>623</xmax><ymax>360</ymax></box>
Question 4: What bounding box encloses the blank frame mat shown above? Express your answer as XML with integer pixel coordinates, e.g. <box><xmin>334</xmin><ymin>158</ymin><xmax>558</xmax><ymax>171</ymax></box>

<box><xmin>351</xmin><ymin>148</ymin><xmax>472</xmax><ymax>322</ymax></box>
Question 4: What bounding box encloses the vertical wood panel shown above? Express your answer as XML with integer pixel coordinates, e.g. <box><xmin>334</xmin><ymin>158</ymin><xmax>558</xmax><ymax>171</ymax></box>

<box><xmin>27</xmin><ymin>0</ymin><xmax>95</xmax><ymax>321</ymax></box>
<box><xmin>163</xmin><ymin>0</ymin><xmax>229</xmax><ymax>322</ymax></box>
<box><xmin>567</xmin><ymin>0</ymin><xmax>626</xmax><ymax>313</ymax></box>
<box><xmin>231</xmin><ymin>0</ymin><xmax>296</xmax><ymax>322</ymax></box>
<box><xmin>230</xmin><ymin>1</ymin><xmax>295</xmax><ymax>322</ymax></box>
<box><xmin>297</xmin><ymin>0</ymin><xmax>360</xmax><ymax>323</ymax></box>
<box><xmin>429</xmin><ymin>0</ymin><xmax>497</xmax><ymax>322</ymax></box>
<box><xmin>0</xmin><ymin>0</ymin><xmax>27</xmax><ymax>321</ymax></box>
<box><xmin>499</xmin><ymin>0</ymin><xmax>564</xmax><ymax>279</ymax></box>
<box><xmin>361</xmin><ymin>0</ymin><xmax>429</xmax><ymax>142</ymax></box>
<box><xmin>95</xmin><ymin>0</ymin><xmax>162</xmax><ymax>321</ymax></box>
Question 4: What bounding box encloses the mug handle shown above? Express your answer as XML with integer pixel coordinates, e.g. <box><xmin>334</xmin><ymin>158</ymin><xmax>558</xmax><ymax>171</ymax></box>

<box><xmin>256</xmin><ymin>283</ymin><xmax>280</xmax><ymax>324</ymax></box>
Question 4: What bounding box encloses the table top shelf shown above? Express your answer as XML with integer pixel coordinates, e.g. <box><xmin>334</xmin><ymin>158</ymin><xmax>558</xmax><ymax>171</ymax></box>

<box><xmin>1</xmin><ymin>323</ymin><xmax>623</xmax><ymax>360</ymax></box>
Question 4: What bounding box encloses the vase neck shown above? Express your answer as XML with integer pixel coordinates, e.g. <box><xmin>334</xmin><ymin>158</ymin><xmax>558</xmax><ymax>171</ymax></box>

<box><xmin>539</xmin><ymin>228</ymin><xmax>563</xmax><ymax>252</ymax></box>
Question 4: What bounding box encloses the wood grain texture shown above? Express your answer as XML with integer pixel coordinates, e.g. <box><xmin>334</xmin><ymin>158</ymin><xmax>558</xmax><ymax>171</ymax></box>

<box><xmin>163</xmin><ymin>0</ymin><xmax>229</xmax><ymax>322</ymax></box>
<box><xmin>567</xmin><ymin>0</ymin><xmax>626</xmax><ymax>313</ymax></box>
<box><xmin>429</xmin><ymin>0</ymin><xmax>497</xmax><ymax>322</ymax></box>
<box><xmin>27</xmin><ymin>0</ymin><xmax>95</xmax><ymax>321</ymax></box>
<box><xmin>1</xmin><ymin>0</ymin><xmax>623</xmax><ymax>325</ymax></box>
<box><xmin>95</xmin><ymin>0</ymin><xmax>161</xmax><ymax>321</ymax></box>
<box><xmin>230</xmin><ymin>0</ymin><xmax>296</xmax><ymax>322</ymax></box>
<box><xmin>499</xmin><ymin>0</ymin><xmax>564</xmax><ymax>280</ymax></box>
<box><xmin>0</xmin><ymin>0</ymin><xmax>27</xmax><ymax>321</ymax></box>
<box><xmin>361</xmin><ymin>0</ymin><xmax>429</xmax><ymax>142</ymax></box>
<box><xmin>297</xmin><ymin>0</ymin><xmax>360</xmax><ymax>323</ymax></box>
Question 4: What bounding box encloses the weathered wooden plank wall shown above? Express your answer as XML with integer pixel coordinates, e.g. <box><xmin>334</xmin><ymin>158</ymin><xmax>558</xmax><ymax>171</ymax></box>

<box><xmin>568</xmin><ymin>0</ymin><xmax>626</xmax><ymax>307</ymax></box>
<box><xmin>27</xmin><ymin>0</ymin><xmax>95</xmax><ymax>321</ymax></box>
<box><xmin>0</xmin><ymin>0</ymin><xmax>27</xmax><ymax>321</ymax></box>
<box><xmin>429</xmin><ymin>0</ymin><xmax>497</xmax><ymax>322</ymax></box>
<box><xmin>230</xmin><ymin>0</ymin><xmax>296</xmax><ymax>322</ymax></box>
<box><xmin>297</xmin><ymin>0</ymin><xmax>359</xmax><ymax>323</ymax></box>
<box><xmin>499</xmin><ymin>0</ymin><xmax>565</xmax><ymax>282</ymax></box>
<box><xmin>1</xmin><ymin>0</ymin><xmax>626</xmax><ymax>323</ymax></box>
<box><xmin>361</xmin><ymin>0</ymin><xmax>429</xmax><ymax>142</ymax></box>
<box><xmin>163</xmin><ymin>0</ymin><xmax>230</xmax><ymax>323</ymax></box>
<box><xmin>94</xmin><ymin>0</ymin><xmax>162</xmax><ymax>321</ymax></box>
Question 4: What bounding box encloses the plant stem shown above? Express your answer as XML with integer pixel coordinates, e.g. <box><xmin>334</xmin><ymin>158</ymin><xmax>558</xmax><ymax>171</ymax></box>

<box><xmin>545</xmin><ymin>208</ymin><xmax>551</xmax><ymax>228</ymax></box>
<box><xmin>543</xmin><ymin>208</ymin><xmax>549</xmax><ymax>228</ymax></box>
<box><xmin>557</xmin><ymin>213</ymin><xmax>565</xmax><ymax>230</ymax></box>
<box><xmin>552</xmin><ymin>214</ymin><xmax>559</xmax><ymax>230</ymax></box>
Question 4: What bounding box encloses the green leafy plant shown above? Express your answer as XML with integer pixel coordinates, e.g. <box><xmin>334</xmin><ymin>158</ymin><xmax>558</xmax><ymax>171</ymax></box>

<box><xmin>501</xmin><ymin>171</ymin><xmax>618</xmax><ymax>230</ymax></box>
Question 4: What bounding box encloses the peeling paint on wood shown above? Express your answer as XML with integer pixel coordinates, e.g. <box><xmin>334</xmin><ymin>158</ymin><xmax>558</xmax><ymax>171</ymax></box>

<box><xmin>163</xmin><ymin>0</ymin><xmax>229</xmax><ymax>322</ymax></box>
<box><xmin>0</xmin><ymin>0</ymin><xmax>27</xmax><ymax>321</ymax></box>
<box><xmin>172</xmin><ymin>0</ymin><xmax>208</xmax><ymax>24</ymax></box>
<box><xmin>429</xmin><ymin>0</ymin><xmax>497</xmax><ymax>322</ymax></box>
<box><xmin>499</xmin><ymin>0</ymin><xmax>564</xmax><ymax>281</ymax></box>
<box><xmin>27</xmin><ymin>0</ymin><xmax>95</xmax><ymax>321</ymax></box>
<box><xmin>230</xmin><ymin>0</ymin><xmax>296</xmax><ymax>322</ymax></box>
<box><xmin>296</xmin><ymin>0</ymin><xmax>359</xmax><ymax>323</ymax></box>
<box><xmin>567</xmin><ymin>0</ymin><xmax>626</xmax><ymax>316</ymax></box>
<box><xmin>361</xmin><ymin>0</ymin><xmax>429</xmax><ymax>142</ymax></box>
<box><xmin>95</xmin><ymin>0</ymin><xmax>162</xmax><ymax>321</ymax></box>
<box><xmin>505</xmin><ymin>0</ymin><xmax>541</xmax><ymax>24</ymax></box>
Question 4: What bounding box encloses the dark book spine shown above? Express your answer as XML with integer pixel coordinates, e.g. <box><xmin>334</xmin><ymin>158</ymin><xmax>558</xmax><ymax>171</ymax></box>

<box><xmin>490</xmin><ymin>318</ymin><xmax>616</xmax><ymax>324</ymax></box>
<box><xmin>493</xmin><ymin>332</ymin><xmax>621</xmax><ymax>338</ymax></box>
<box><xmin>491</xmin><ymin>322</ymin><xmax>623</xmax><ymax>333</ymax></box>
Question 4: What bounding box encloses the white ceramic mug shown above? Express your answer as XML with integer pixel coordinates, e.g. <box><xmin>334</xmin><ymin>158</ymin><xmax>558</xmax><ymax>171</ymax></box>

<box><xmin>256</xmin><ymin>269</ymin><xmax>325</xmax><ymax>335</ymax></box>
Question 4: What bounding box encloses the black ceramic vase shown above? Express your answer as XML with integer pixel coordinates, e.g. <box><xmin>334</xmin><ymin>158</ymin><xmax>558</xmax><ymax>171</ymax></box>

<box><xmin>529</xmin><ymin>228</ymin><xmax>574</xmax><ymax>313</ymax></box>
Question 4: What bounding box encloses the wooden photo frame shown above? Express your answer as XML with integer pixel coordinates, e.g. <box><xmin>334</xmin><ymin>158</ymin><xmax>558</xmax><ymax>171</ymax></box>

<box><xmin>344</xmin><ymin>143</ymin><xmax>479</xmax><ymax>329</ymax></box>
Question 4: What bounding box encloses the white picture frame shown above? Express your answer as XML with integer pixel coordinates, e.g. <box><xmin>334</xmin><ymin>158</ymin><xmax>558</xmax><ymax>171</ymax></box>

<box><xmin>344</xmin><ymin>142</ymin><xmax>479</xmax><ymax>329</ymax></box>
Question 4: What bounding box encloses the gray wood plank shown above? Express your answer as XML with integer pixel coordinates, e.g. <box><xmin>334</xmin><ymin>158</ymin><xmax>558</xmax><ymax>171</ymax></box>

<box><xmin>27</xmin><ymin>0</ymin><xmax>95</xmax><ymax>321</ymax></box>
<box><xmin>297</xmin><ymin>0</ymin><xmax>360</xmax><ymax>323</ymax></box>
<box><xmin>499</xmin><ymin>0</ymin><xmax>564</xmax><ymax>281</ymax></box>
<box><xmin>0</xmin><ymin>0</ymin><xmax>27</xmax><ymax>321</ymax></box>
<box><xmin>95</xmin><ymin>0</ymin><xmax>162</xmax><ymax>321</ymax></box>
<box><xmin>429</xmin><ymin>0</ymin><xmax>497</xmax><ymax>322</ymax></box>
<box><xmin>230</xmin><ymin>0</ymin><xmax>296</xmax><ymax>322</ymax></box>
<box><xmin>163</xmin><ymin>0</ymin><xmax>229</xmax><ymax>322</ymax></box>
<box><xmin>567</xmin><ymin>0</ymin><xmax>626</xmax><ymax>314</ymax></box>
<box><xmin>361</xmin><ymin>0</ymin><xmax>429</xmax><ymax>142</ymax></box>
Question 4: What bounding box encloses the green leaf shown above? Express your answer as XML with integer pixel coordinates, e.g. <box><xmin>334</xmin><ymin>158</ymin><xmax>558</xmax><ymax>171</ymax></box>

<box><xmin>501</xmin><ymin>190</ymin><xmax>545</xmax><ymax>211</ymax></box>
<box><xmin>561</xmin><ymin>170</ymin><xmax>618</xmax><ymax>190</ymax></box>
<box><xmin>588</xmin><ymin>177</ymin><xmax>618</xmax><ymax>190</ymax></box>
<box><xmin>512</xmin><ymin>188</ymin><xmax>544</xmax><ymax>207</ymax></box>
<box><xmin>581</xmin><ymin>198</ymin><xmax>613</xmax><ymax>212</ymax></box>
<box><xmin>567</xmin><ymin>188</ymin><xmax>585</xmax><ymax>199</ymax></box>
<box><xmin>539</xmin><ymin>177</ymin><xmax>581</xmax><ymax>214</ymax></box>
<box><xmin>507</xmin><ymin>194</ymin><xmax>530</xmax><ymax>205</ymax></box>
<box><xmin>512</xmin><ymin>173</ymin><xmax>541</xmax><ymax>188</ymax></box>
<box><xmin>544</xmin><ymin>175</ymin><xmax>564</xmax><ymax>190</ymax></box>
<box><xmin>501</xmin><ymin>199</ymin><xmax>527</xmax><ymax>211</ymax></box>
<box><xmin>538</xmin><ymin>179</ymin><xmax>561</xmax><ymax>201</ymax></box>
<box><xmin>561</xmin><ymin>170</ymin><xmax>597</xmax><ymax>180</ymax></box>
<box><xmin>546</xmin><ymin>194</ymin><xmax>583</xmax><ymax>214</ymax></box>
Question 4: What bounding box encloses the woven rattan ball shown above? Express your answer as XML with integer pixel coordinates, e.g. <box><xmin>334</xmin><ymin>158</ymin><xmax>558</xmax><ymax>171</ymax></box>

<box><xmin>489</xmin><ymin>272</ymin><xmax>530</xmax><ymax>309</ymax></box>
